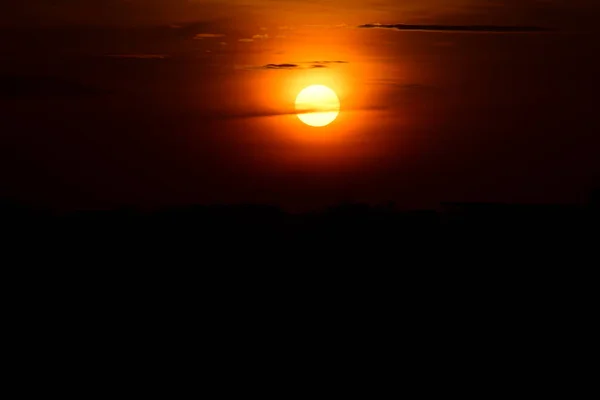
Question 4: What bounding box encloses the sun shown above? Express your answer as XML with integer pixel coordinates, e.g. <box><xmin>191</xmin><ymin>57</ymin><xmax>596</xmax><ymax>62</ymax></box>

<box><xmin>295</xmin><ymin>85</ymin><xmax>340</xmax><ymax>127</ymax></box>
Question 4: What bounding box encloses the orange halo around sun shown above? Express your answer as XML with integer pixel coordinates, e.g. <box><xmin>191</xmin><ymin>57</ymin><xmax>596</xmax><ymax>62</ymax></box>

<box><xmin>295</xmin><ymin>85</ymin><xmax>340</xmax><ymax>127</ymax></box>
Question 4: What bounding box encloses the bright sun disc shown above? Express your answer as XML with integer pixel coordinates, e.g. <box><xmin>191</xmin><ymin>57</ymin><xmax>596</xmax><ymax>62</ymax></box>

<box><xmin>295</xmin><ymin>85</ymin><xmax>340</xmax><ymax>127</ymax></box>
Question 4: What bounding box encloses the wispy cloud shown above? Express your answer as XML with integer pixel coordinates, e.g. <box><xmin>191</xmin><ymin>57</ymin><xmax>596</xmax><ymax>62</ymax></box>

<box><xmin>358</xmin><ymin>23</ymin><xmax>553</xmax><ymax>33</ymax></box>
<box><xmin>193</xmin><ymin>33</ymin><xmax>226</xmax><ymax>39</ymax></box>
<box><xmin>238</xmin><ymin>33</ymin><xmax>270</xmax><ymax>42</ymax></box>
<box><xmin>306</xmin><ymin>61</ymin><xmax>349</xmax><ymax>65</ymax></box>
<box><xmin>302</xmin><ymin>24</ymin><xmax>349</xmax><ymax>30</ymax></box>
<box><xmin>261</xmin><ymin>64</ymin><xmax>300</xmax><ymax>70</ymax></box>
<box><xmin>206</xmin><ymin>105</ymin><xmax>385</xmax><ymax>121</ymax></box>
<box><xmin>242</xmin><ymin>61</ymin><xmax>349</xmax><ymax>71</ymax></box>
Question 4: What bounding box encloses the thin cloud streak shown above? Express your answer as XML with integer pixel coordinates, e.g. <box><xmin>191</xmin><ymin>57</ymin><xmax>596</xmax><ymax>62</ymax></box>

<box><xmin>206</xmin><ymin>105</ymin><xmax>386</xmax><ymax>121</ymax></box>
<box><xmin>193</xmin><ymin>33</ymin><xmax>226</xmax><ymax>39</ymax></box>
<box><xmin>358</xmin><ymin>23</ymin><xmax>553</xmax><ymax>33</ymax></box>
<box><xmin>243</xmin><ymin>61</ymin><xmax>349</xmax><ymax>71</ymax></box>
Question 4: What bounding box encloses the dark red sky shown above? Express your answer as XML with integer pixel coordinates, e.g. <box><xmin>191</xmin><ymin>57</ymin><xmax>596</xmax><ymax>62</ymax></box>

<box><xmin>1</xmin><ymin>1</ymin><xmax>599</xmax><ymax>210</ymax></box>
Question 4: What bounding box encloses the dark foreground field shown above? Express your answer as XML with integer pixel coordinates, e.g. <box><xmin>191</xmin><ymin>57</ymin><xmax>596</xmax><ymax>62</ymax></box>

<box><xmin>3</xmin><ymin>199</ymin><xmax>596</xmax><ymax>366</ymax></box>
<box><xmin>3</xmin><ymin>199</ymin><xmax>598</xmax><ymax>257</ymax></box>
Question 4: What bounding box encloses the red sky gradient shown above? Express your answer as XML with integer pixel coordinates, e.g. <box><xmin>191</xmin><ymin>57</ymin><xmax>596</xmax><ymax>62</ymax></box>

<box><xmin>1</xmin><ymin>1</ymin><xmax>599</xmax><ymax>210</ymax></box>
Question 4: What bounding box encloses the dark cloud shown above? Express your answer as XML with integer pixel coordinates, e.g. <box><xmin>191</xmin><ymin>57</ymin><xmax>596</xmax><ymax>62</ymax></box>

<box><xmin>207</xmin><ymin>104</ymin><xmax>385</xmax><ymax>121</ymax></box>
<box><xmin>262</xmin><ymin>64</ymin><xmax>299</xmax><ymax>69</ymax></box>
<box><xmin>250</xmin><ymin>61</ymin><xmax>349</xmax><ymax>70</ymax></box>
<box><xmin>358</xmin><ymin>23</ymin><xmax>553</xmax><ymax>33</ymax></box>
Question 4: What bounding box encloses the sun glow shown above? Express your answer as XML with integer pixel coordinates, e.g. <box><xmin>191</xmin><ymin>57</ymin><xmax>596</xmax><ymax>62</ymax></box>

<box><xmin>295</xmin><ymin>85</ymin><xmax>340</xmax><ymax>127</ymax></box>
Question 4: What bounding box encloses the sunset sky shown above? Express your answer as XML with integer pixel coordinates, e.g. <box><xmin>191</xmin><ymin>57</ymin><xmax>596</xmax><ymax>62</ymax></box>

<box><xmin>1</xmin><ymin>1</ymin><xmax>599</xmax><ymax>210</ymax></box>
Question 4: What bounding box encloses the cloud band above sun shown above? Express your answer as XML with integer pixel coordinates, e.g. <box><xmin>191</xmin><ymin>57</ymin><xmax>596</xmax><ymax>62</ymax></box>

<box><xmin>358</xmin><ymin>23</ymin><xmax>553</xmax><ymax>33</ymax></box>
<box><xmin>241</xmin><ymin>61</ymin><xmax>349</xmax><ymax>71</ymax></box>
